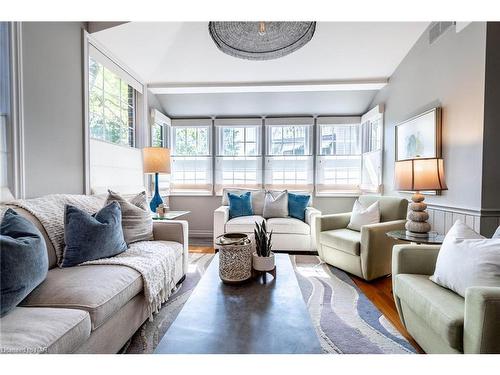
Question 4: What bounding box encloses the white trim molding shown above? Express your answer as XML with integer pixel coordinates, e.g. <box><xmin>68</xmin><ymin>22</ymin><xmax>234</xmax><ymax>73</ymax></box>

<box><xmin>10</xmin><ymin>22</ymin><xmax>25</xmax><ymax>199</ymax></box>
<box><xmin>149</xmin><ymin>79</ymin><xmax>388</xmax><ymax>95</ymax></box>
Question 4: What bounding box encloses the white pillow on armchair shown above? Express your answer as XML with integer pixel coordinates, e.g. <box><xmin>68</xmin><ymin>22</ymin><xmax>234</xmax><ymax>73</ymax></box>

<box><xmin>430</xmin><ymin>220</ymin><xmax>500</xmax><ymax>297</ymax></box>
<box><xmin>347</xmin><ymin>199</ymin><xmax>380</xmax><ymax>231</ymax></box>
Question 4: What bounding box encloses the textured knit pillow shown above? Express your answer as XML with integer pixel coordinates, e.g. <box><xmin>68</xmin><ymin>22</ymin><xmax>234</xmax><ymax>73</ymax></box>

<box><xmin>228</xmin><ymin>192</ymin><xmax>253</xmax><ymax>219</ymax></box>
<box><xmin>106</xmin><ymin>190</ymin><xmax>153</xmax><ymax>244</ymax></box>
<box><xmin>1</xmin><ymin>209</ymin><xmax>48</xmax><ymax>316</ymax></box>
<box><xmin>430</xmin><ymin>221</ymin><xmax>500</xmax><ymax>297</ymax></box>
<box><xmin>347</xmin><ymin>199</ymin><xmax>380</xmax><ymax>231</ymax></box>
<box><xmin>263</xmin><ymin>190</ymin><xmax>288</xmax><ymax>219</ymax></box>
<box><xmin>61</xmin><ymin>202</ymin><xmax>127</xmax><ymax>267</ymax></box>
<box><xmin>288</xmin><ymin>192</ymin><xmax>311</xmax><ymax>221</ymax></box>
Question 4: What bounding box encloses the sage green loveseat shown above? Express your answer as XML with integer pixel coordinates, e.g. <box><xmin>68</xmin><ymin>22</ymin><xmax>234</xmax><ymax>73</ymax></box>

<box><xmin>392</xmin><ymin>244</ymin><xmax>500</xmax><ymax>354</ymax></box>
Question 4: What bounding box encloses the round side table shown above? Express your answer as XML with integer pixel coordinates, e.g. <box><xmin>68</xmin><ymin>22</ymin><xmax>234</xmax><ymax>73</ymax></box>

<box><xmin>386</xmin><ymin>230</ymin><xmax>444</xmax><ymax>245</ymax></box>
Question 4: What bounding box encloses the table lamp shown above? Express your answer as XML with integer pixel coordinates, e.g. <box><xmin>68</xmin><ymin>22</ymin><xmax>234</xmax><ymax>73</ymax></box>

<box><xmin>394</xmin><ymin>157</ymin><xmax>447</xmax><ymax>238</ymax></box>
<box><xmin>143</xmin><ymin>147</ymin><xmax>171</xmax><ymax>212</ymax></box>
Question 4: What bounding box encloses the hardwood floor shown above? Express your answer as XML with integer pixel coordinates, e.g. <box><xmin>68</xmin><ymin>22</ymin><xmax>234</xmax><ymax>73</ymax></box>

<box><xmin>188</xmin><ymin>245</ymin><xmax>422</xmax><ymax>353</ymax></box>
<box><xmin>189</xmin><ymin>245</ymin><xmax>215</xmax><ymax>254</ymax></box>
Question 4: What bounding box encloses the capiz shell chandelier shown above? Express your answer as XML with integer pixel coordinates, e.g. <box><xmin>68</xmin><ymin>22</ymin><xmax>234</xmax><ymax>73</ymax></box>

<box><xmin>208</xmin><ymin>21</ymin><xmax>316</xmax><ymax>60</ymax></box>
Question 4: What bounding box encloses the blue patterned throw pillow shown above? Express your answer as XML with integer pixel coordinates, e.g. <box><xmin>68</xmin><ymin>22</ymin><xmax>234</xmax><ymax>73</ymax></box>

<box><xmin>228</xmin><ymin>191</ymin><xmax>253</xmax><ymax>219</ymax></box>
<box><xmin>288</xmin><ymin>192</ymin><xmax>311</xmax><ymax>221</ymax></box>
<box><xmin>61</xmin><ymin>201</ymin><xmax>127</xmax><ymax>267</ymax></box>
<box><xmin>1</xmin><ymin>209</ymin><xmax>48</xmax><ymax>316</ymax></box>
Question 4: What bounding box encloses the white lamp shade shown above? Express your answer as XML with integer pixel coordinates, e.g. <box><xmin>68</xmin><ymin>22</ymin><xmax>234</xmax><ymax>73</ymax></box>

<box><xmin>143</xmin><ymin>147</ymin><xmax>171</xmax><ymax>174</ymax></box>
<box><xmin>394</xmin><ymin>158</ymin><xmax>447</xmax><ymax>191</ymax></box>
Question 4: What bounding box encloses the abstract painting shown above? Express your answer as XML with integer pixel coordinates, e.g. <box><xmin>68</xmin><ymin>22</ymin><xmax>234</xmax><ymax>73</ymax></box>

<box><xmin>395</xmin><ymin>108</ymin><xmax>441</xmax><ymax>161</ymax></box>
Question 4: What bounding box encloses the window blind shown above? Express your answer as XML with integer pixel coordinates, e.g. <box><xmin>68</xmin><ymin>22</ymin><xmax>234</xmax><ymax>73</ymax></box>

<box><xmin>170</xmin><ymin>119</ymin><xmax>213</xmax><ymax>195</ymax></box>
<box><xmin>214</xmin><ymin>118</ymin><xmax>262</xmax><ymax>194</ymax></box>
<box><xmin>263</xmin><ymin>117</ymin><xmax>314</xmax><ymax>191</ymax></box>
<box><xmin>316</xmin><ymin>117</ymin><xmax>362</xmax><ymax>195</ymax></box>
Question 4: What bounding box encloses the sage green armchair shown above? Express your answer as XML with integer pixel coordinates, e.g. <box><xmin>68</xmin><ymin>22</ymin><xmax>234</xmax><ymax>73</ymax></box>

<box><xmin>315</xmin><ymin>195</ymin><xmax>408</xmax><ymax>281</ymax></box>
<box><xmin>392</xmin><ymin>244</ymin><xmax>500</xmax><ymax>354</ymax></box>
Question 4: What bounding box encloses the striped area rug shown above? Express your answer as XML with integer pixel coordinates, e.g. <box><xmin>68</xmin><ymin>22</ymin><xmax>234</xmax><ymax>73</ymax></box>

<box><xmin>122</xmin><ymin>253</ymin><xmax>415</xmax><ymax>354</ymax></box>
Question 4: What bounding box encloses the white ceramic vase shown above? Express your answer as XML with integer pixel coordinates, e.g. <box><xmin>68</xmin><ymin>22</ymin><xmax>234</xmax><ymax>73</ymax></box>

<box><xmin>252</xmin><ymin>252</ymin><xmax>275</xmax><ymax>272</ymax></box>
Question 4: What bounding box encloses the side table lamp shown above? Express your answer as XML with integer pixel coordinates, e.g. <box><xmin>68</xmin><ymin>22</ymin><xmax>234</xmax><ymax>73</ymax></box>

<box><xmin>142</xmin><ymin>147</ymin><xmax>171</xmax><ymax>213</ymax></box>
<box><xmin>394</xmin><ymin>157</ymin><xmax>448</xmax><ymax>238</ymax></box>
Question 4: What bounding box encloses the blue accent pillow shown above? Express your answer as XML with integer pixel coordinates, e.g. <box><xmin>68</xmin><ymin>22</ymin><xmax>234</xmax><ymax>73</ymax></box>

<box><xmin>61</xmin><ymin>201</ymin><xmax>127</xmax><ymax>267</ymax></box>
<box><xmin>288</xmin><ymin>193</ymin><xmax>311</xmax><ymax>221</ymax></box>
<box><xmin>1</xmin><ymin>209</ymin><xmax>48</xmax><ymax>316</ymax></box>
<box><xmin>228</xmin><ymin>192</ymin><xmax>253</xmax><ymax>219</ymax></box>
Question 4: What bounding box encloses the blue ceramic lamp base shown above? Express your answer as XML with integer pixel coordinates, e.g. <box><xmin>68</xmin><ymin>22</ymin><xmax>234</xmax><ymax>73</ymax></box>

<box><xmin>150</xmin><ymin>172</ymin><xmax>163</xmax><ymax>212</ymax></box>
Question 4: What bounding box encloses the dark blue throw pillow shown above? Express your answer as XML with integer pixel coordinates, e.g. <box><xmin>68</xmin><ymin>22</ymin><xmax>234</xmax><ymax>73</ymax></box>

<box><xmin>228</xmin><ymin>191</ymin><xmax>253</xmax><ymax>219</ymax></box>
<box><xmin>1</xmin><ymin>209</ymin><xmax>48</xmax><ymax>316</ymax></box>
<box><xmin>61</xmin><ymin>201</ymin><xmax>127</xmax><ymax>267</ymax></box>
<box><xmin>288</xmin><ymin>193</ymin><xmax>311</xmax><ymax>221</ymax></box>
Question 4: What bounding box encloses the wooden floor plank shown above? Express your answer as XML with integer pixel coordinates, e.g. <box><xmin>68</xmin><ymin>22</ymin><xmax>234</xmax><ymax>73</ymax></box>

<box><xmin>188</xmin><ymin>245</ymin><xmax>423</xmax><ymax>353</ymax></box>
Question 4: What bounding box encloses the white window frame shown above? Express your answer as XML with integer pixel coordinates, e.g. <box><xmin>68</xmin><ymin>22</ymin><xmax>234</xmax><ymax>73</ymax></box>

<box><xmin>170</xmin><ymin>118</ymin><xmax>213</xmax><ymax>196</ymax></box>
<box><xmin>214</xmin><ymin>118</ymin><xmax>263</xmax><ymax>195</ymax></box>
<box><xmin>264</xmin><ymin>117</ymin><xmax>314</xmax><ymax>192</ymax></box>
<box><xmin>360</xmin><ymin>105</ymin><xmax>384</xmax><ymax>194</ymax></box>
<box><xmin>151</xmin><ymin>109</ymin><xmax>171</xmax><ymax>148</ymax></box>
<box><xmin>315</xmin><ymin>117</ymin><xmax>362</xmax><ymax>196</ymax></box>
<box><xmin>84</xmin><ymin>33</ymin><xmax>147</xmax><ymax>194</ymax></box>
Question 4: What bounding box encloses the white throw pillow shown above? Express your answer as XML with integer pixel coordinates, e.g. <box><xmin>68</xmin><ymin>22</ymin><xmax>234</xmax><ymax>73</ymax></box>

<box><xmin>492</xmin><ymin>226</ymin><xmax>500</xmax><ymax>239</ymax></box>
<box><xmin>347</xmin><ymin>200</ymin><xmax>380</xmax><ymax>231</ymax></box>
<box><xmin>262</xmin><ymin>190</ymin><xmax>288</xmax><ymax>219</ymax></box>
<box><xmin>430</xmin><ymin>220</ymin><xmax>500</xmax><ymax>297</ymax></box>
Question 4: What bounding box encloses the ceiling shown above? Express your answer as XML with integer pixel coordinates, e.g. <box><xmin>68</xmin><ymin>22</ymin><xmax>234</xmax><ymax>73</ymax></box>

<box><xmin>93</xmin><ymin>22</ymin><xmax>429</xmax><ymax>117</ymax></box>
<box><xmin>157</xmin><ymin>90</ymin><xmax>378</xmax><ymax>118</ymax></box>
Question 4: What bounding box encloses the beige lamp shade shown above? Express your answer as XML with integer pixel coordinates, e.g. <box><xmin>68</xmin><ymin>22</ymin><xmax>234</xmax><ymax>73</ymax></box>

<box><xmin>394</xmin><ymin>158</ymin><xmax>447</xmax><ymax>191</ymax></box>
<box><xmin>143</xmin><ymin>147</ymin><xmax>171</xmax><ymax>174</ymax></box>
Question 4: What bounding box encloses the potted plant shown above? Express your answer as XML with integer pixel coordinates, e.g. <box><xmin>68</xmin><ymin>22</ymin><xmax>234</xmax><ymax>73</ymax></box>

<box><xmin>252</xmin><ymin>221</ymin><xmax>275</xmax><ymax>272</ymax></box>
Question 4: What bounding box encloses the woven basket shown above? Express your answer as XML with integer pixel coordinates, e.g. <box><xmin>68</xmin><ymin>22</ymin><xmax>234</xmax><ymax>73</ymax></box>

<box><xmin>215</xmin><ymin>233</ymin><xmax>253</xmax><ymax>284</ymax></box>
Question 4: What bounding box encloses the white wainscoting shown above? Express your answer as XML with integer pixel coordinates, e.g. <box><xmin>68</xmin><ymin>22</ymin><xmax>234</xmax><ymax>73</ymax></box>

<box><xmin>427</xmin><ymin>204</ymin><xmax>500</xmax><ymax>236</ymax></box>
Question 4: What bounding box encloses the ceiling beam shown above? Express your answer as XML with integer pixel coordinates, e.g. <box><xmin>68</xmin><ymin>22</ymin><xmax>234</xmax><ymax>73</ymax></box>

<box><xmin>148</xmin><ymin>79</ymin><xmax>388</xmax><ymax>95</ymax></box>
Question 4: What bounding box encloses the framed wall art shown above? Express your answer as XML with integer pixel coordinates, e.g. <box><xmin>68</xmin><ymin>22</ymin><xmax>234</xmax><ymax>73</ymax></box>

<box><xmin>395</xmin><ymin>107</ymin><xmax>442</xmax><ymax>161</ymax></box>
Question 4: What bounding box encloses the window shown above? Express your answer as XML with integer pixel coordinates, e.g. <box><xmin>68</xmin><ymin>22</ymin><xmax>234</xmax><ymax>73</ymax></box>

<box><xmin>264</xmin><ymin>118</ymin><xmax>314</xmax><ymax>192</ymax></box>
<box><xmin>360</xmin><ymin>105</ymin><xmax>383</xmax><ymax>193</ymax></box>
<box><xmin>151</xmin><ymin>123</ymin><xmax>164</xmax><ymax>147</ymax></box>
<box><xmin>170</xmin><ymin>119</ymin><xmax>212</xmax><ymax>195</ymax></box>
<box><xmin>88</xmin><ymin>56</ymin><xmax>136</xmax><ymax>147</ymax></box>
<box><xmin>151</xmin><ymin>109</ymin><xmax>171</xmax><ymax>148</ymax></box>
<box><xmin>316</xmin><ymin>109</ymin><xmax>384</xmax><ymax>196</ymax></box>
<box><xmin>316</xmin><ymin>118</ymin><xmax>361</xmax><ymax>195</ymax></box>
<box><xmin>215</xmin><ymin>118</ymin><xmax>262</xmax><ymax>194</ymax></box>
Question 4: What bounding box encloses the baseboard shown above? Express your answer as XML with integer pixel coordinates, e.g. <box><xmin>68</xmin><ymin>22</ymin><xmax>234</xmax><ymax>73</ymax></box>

<box><xmin>189</xmin><ymin>229</ymin><xmax>213</xmax><ymax>238</ymax></box>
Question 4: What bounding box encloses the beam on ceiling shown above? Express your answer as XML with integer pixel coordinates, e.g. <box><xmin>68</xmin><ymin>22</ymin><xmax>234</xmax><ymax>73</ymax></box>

<box><xmin>148</xmin><ymin>79</ymin><xmax>387</xmax><ymax>95</ymax></box>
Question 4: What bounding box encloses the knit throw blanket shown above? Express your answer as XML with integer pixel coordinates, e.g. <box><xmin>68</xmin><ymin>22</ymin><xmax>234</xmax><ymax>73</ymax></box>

<box><xmin>10</xmin><ymin>194</ymin><xmax>178</xmax><ymax>318</ymax></box>
<box><xmin>83</xmin><ymin>241</ymin><xmax>178</xmax><ymax>318</ymax></box>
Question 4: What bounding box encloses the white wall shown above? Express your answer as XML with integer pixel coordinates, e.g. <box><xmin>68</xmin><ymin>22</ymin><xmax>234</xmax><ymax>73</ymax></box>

<box><xmin>370</xmin><ymin>22</ymin><xmax>487</xmax><ymax>212</ymax></box>
<box><xmin>22</xmin><ymin>22</ymin><xmax>86</xmax><ymax>198</ymax></box>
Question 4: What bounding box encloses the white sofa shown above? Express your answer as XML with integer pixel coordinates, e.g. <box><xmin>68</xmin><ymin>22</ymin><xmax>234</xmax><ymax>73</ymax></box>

<box><xmin>213</xmin><ymin>189</ymin><xmax>321</xmax><ymax>252</ymax></box>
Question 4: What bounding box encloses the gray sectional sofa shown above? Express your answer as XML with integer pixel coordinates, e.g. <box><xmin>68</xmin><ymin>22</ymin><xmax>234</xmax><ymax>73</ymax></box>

<box><xmin>0</xmin><ymin>202</ymin><xmax>188</xmax><ymax>354</ymax></box>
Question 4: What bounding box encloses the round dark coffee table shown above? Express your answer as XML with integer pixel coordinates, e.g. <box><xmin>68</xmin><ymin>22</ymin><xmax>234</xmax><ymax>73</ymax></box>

<box><xmin>386</xmin><ymin>230</ymin><xmax>445</xmax><ymax>245</ymax></box>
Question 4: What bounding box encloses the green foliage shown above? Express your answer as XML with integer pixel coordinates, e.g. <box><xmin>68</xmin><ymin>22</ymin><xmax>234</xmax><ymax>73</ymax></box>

<box><xmin>254</xmin><ymin>220</ymin><xmax>272</xmax><ymax>257</ymax></box>
<box><xmin>88</xmin><ymin>57</ymin><xmax>135</xmax><ymax>147</ymax></box>
<box><xmin>174</xmin><ymin>127</ymin><xmax>209</xmax><ymax>155</ymax></box>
